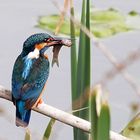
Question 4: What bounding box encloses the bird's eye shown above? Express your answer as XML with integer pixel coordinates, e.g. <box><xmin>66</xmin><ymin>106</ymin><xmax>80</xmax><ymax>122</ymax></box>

<box><xmin>44</xmin><ymin>38</ymin><xmax>48</xmax><ymax>42</ymax></box>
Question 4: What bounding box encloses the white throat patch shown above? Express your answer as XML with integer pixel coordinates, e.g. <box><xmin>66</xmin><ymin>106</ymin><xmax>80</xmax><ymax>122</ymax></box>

<box><xmin>27</xmin><ymin>48</ymin><xmax>39</xmax><ymax>59</ymax></box>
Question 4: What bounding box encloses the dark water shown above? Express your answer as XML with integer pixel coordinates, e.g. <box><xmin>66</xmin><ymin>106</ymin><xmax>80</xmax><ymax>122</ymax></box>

<box><xmin>0</xmin><ymin>0</ymin><xmax>140</xmax><ymax>139</ymax></box>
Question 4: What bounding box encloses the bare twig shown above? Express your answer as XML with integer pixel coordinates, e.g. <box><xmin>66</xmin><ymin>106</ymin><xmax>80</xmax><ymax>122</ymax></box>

<box><xmin>99</xmin><ymin>48</ymin><xmax>140</xmax><ymax>87</ymax></box>
<box><xmin>95</xmin><ymin>42</ymin><xmax>140</xmax><ymax>96</ymax></box>
<box><xmin>0</xmin><ymin>85</ymin><xmax>131</xmax><ymax>140</ymax></box>
<box><xmin>54</xmin><ymin>0</ymin><xmax>69</xmax><ymax>35</ymax></box>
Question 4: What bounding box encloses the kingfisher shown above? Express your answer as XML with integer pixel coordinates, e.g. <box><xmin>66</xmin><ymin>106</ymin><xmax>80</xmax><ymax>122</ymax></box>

<box><xmin>12</xmin><ymin>33</ymin><xmax>71</xmax><ymax>127</ymax></box>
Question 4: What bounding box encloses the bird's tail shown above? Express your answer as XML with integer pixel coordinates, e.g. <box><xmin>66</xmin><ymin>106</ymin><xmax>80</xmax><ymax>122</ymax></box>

<box><xmin>15</xmin><ymin>100</ymin><xmax>31</xmax><ymax>127</ymax></box>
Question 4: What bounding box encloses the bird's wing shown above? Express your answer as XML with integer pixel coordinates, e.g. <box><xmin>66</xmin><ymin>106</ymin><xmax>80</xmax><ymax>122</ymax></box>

<box><xmin>12</xmin><ymin>55</ymin><xmax>49</xmax><ymax>109</ymax></box>
<box><xmin>12</xmin><ymin>55</ymin><xmax>24</xmax><ymax>100</ymax></box>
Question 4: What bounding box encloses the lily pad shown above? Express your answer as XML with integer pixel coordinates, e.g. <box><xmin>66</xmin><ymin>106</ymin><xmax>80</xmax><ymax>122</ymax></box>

<box><xmin>37</xmin><ymin>8</ymin><xmax>140</xmax><ymax>38</ymax></box>
<box><xmin>121</xmin><ymin>113</ymin><xmax>140</xmax><ymax>140</ymax></box>
<box><xmin>129</xmin><ymin>10</ymin><xmax>139</xmax><ymax>16</ymax></box>
<box><xmin>37</xmin><ymin>15</ymin><xmax>72</xmax><ymax>36</ymax></box>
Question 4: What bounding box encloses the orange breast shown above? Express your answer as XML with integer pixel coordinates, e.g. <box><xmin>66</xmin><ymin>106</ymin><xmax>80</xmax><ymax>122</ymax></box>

<box><xmin>35</xmin><ymin>43</ymin><xmax>47</xmax><ymax>50</ymax></box>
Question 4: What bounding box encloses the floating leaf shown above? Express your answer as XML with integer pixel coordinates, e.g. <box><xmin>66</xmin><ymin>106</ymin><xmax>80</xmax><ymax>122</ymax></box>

<box><xmin>129</xmin><ymin>11</ymin><xmax>138</xmax><ymax>16</ymax></box>
<box><xmin>91</xmin><ymin>9</ymin><xmax>125</xmax><ymax>21</ymax></box>
<box><xmin>121</xmin><ymin>113</ymin><xmax>140</xmax><ymax>140</ymax></box>
<box><xmin>37</xmin><ymin>8</ymin><xmax>140</xmax><ymax>38</ymax></box>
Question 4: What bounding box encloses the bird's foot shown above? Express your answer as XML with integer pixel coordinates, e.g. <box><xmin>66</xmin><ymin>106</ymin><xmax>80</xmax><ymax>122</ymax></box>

<box><xmin>36</xmin><ymin>98</ymin><xmax>44</xmax><ymax>107</ymax></box>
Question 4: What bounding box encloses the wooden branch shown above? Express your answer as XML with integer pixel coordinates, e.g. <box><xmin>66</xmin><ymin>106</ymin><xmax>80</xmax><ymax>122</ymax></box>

<box><xmin>0</xmin><ymin>85</ymin><xmax>131</xmax><ymax>140</ymax></box>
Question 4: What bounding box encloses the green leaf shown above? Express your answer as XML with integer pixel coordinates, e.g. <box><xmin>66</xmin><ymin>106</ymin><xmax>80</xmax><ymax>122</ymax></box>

<box><xmin>90</xmin><ymin>87</ymin><xmax>99</xmax><ymax>140</ymax></box>
<box><xmin>24</xmin><ymin>129</ymin><xmax>31</xmax><ymax>140</ymax></box>
<box><xmin>37</xmin><ymin>8</ymin><xmax>140</xmax><ymax>38</ymax></box>
<box><xmin>37</xmin><ymin>15</ymin><xmax>78</xmax><ymax>36</ymax></box>
<box><xmin>84</xmin><ymin>0</ymin><xmax>90</xmax><ymax>91</ymax></box>
<box><xmin>97</xmin><ymin>102</ymin><xmax>110</xmax><ymax>140</ymax></box>
<box><xmin>90</xmin><ymin>85</ymin><xmax>110</xmax><ymax>140</ymax></box>
<box><xmin>129</xmin><ymin>11</ymin><xmax>138</xmax><ymax>16</ymax></box>
<box><xmin>70</xmin><ymin>0</ymin><xmax>78</xmax><ymax>139</ymax></box>
<box><xmin>91</xmin><ymin>9</ymin><xmax>125</xmax><ymax>21</ymax></box>
<box><xmin>76</xmin><ymin>0</ymin><xmax>86</xmax><ymax>98</ymax></box>
<box><xmin>76</xmin><ymin>0</ymin><xmax>90</xmax><ymax>140</ymax></box>
<box><xmin>121</xmin><ymin>113</ymin><xmax>140</xmax><ymax>140</ymax></box>
<box><xmin>70</xmin><ymin>0</ymin><xmax>77</xmax><ymax>108</ymax></box>
<box><xmin>43</xmin><ymin>118</ymin><xmax>56</xmax><ymax>140</ymax></box>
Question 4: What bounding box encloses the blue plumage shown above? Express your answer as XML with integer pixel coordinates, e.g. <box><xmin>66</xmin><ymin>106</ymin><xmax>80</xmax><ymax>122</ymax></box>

<box><xmin>12</xmin><ymin>33</ymin><xmax>71</xmax><ymax>127</ymax></box>
<box><xmin>22</xmin><ymin>57</ymin><xmax>33</xmax><ymax>79</ymax></box>
<box><xmin>12</xmin><ymin>33</ymin><xmax>51</xmax><ymax>127</ymax></box>
<box><xmin>12</xmin><ymin>53</ymin><xmax>50</xmax><ymax>127</ymax></box>
<box><xmin>16</xmin><ymin>101</ymin><xmax>31</xmax><ymax>127</ymax></box>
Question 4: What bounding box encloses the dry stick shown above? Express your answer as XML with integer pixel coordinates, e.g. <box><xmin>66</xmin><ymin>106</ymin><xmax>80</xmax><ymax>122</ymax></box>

<box><xmin>54</xmin><ymin>0</ymin><xmax>69</xmax><ymax>35</ymax></box>
<box><xmin>51</xmin><ymin>0</ymin><xmax>140</xmax><ymax>97</ymax></box>
<box><xmin>95</xmin><ymin>42</ymin><xmax>140</xmax><ymax>96</ymax></box>
<box><xmin>99</xmin><ymin>48</ymin><xmax>140</xmax><ymax>87</ymax></box>
<box><xmin>0</xmin><ymin>85</ymin><xmax>131</xmax><ymax>140</ymax></box>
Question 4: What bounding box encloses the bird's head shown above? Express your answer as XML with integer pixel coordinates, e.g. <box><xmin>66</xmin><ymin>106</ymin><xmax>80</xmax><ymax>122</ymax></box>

<box><xmin>22</xmin><ymin>33</ymin><xmax>71</xmax><ymax>61</ymax></box>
